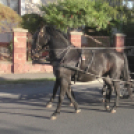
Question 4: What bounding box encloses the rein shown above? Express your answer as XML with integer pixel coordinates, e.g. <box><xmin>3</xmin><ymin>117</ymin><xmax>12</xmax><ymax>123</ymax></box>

<box><xmin>84</xmin><ymin>50</ymin><xmax>95</xmax><ymax>73</ymax></box>
<box><xmin>60</xmin><ymin>46</ymin><xmax>71</xmax><ymax>64</ymax></box>
<box><xmin>62</xmin><ymin>65</ymin><xmax>132</xmax><ymax>83</ymax></box>
<box><xmin>72</xmin><ymin>49</ymin><xmax>95</xmax><ymax>83</ymax></box>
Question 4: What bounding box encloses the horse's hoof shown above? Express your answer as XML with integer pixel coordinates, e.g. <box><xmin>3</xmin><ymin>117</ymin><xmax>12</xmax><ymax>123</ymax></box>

<box><xmin>111</xmin><ymin>109</ymin><xmax>116</xmax><ymax>113</ymax></box>
<box><xmin>70</xmin><ymin>103</ymin><xmax>73</xmax><ymax>106</ymax></box>
<box><xmin>50</xmin><ymin>115</ymin><xmax>57</xmax><ymax>120</ymax></box>
<box><xmin>46</xmin><ymin>103</ymin><xmax>52</xmax><ymax>108</ymax></box>
<box><xmin>76</xmin><ymin>109</ymin><xmax>81</xmax><ymax>113</ymax></box>
<box><xmin>105</xmin><ymin>105</ymin><xmax>110</xmax><ymax>111</ymax></box>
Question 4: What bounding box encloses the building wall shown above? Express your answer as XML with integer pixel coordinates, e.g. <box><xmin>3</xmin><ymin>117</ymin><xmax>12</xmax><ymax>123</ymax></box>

<box><xmin>25</xmin><ymin>0</ymin><xmax>56</xmax><ymax>14</ymax></box>
<box><xmin>0</xmin><ymin>0</ymin><xmax>20</xmax><ymax>14</ymax></box>
<box><xmin>21</xmin><ymin>0</ymin><xmax>26</xmax><ymax>15</ymax></box>
<box><xmin>0</xmin><ymin>33</ymin><xmax>13</xmax><ymax>43</ymax></box>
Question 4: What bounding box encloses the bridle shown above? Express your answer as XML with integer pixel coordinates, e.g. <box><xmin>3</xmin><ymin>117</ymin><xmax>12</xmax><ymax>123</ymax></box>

<box><xmin>32</xmin><ymin>29</ymin><xmax>50</xmax><ymax>60</ymax></box>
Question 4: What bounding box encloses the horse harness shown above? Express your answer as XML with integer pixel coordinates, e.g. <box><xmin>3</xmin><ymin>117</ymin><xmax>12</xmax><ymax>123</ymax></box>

<box><xmin>59</xmin><ymin>46</ymin><xmax>95</xmax><ymax>83</ymax></box>
<box><xmin>73</xmin><ymin>49</ymin><xmax>95</xmax><ymax>83</ymax></box>
<box><xmin>38</xmin><ymin>43</ymin><xmax>95</xmax><ymax>83</ymax></box>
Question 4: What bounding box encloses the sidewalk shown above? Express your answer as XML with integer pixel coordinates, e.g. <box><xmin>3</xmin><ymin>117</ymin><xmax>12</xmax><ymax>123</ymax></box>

<box><xmin>0</xmin><ymin>72</ymin><xmax>103</xmax><ymax>84</ymax></box>
<box><xmin>0</xmin><ymin>73</ymin><xmax>55</xmax><ymax>81</ymax></box>
<box><xmin>0</xmin><ymin>73</ymin><xmax>103</xmax><ymax>98</ymax></box>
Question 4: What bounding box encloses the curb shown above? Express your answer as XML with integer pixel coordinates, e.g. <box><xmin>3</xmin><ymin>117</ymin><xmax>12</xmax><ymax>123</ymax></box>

<box><xmin>0</xmin><ymin>79</ymin><xmax>103</xmax><ymax>88</ymax></box>
<box><xmin>0</xmin><ymin>80</ymin><xmax>55</xmax><ymax>89</ymax></box>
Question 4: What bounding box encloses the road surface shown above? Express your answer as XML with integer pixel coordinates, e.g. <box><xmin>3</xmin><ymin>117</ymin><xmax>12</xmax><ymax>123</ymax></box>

<box><xmin>0</xmin><ymin>81</ymin><xmax>134</xmax><ymax>134</ymax></box>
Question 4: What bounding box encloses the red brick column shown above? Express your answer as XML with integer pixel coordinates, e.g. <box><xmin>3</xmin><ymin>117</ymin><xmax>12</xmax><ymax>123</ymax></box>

<box><xmin>70</xmin><ymin>32</ymin><xmax>83</xmax><ymax>47</ymax></box>
<box><xmin>13</xmin><ymin>28</ymin><xmax>28</xmax><ymax>73</ymax></box>
<box><xmin>113</xmin><ymin>33</ymin><xmax>126</xmax><ymax>52</ymax></box>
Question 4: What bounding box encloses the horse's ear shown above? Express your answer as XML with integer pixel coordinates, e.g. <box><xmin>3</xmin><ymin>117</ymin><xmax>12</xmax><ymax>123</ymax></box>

<box><xmin>41</xmin><ymin>26</ymin><xmax>46</xmax><ymax>33</ymax></box>
<box><xmin>41</xmin><ymin>27</ymin><xmax>44</xmax><ymax>33</ymax></box>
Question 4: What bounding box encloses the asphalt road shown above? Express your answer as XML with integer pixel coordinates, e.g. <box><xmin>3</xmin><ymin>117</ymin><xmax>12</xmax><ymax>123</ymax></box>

<box><xmin>0</xmin><ymin>81</ymin><xmax>134</xmax><ymax>134</ymax></box>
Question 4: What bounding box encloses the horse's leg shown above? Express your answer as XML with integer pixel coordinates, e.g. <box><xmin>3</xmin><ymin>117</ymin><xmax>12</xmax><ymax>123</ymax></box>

<box><xmin>111</xmin><ymin>70</ymin><xmax>133</xmax><ymax>113</ymax></box>
<box><xmin>127</xmin><ymin>82</ymin><xmax>133</xmax><ymax>100</ymax></box>
<box><xmin>109</xmin><ymin>69</ymin><xmax>122</xmax><ymax>113</ymax></box>
<box><xmin>122</xmin><ymin>81</ymin><xmax>133</xmax><ymax>99</ymax></box>
<box><xmin>66</xmin><ymin>87</ymin><xmax>80</xmax><ymax>113</ymax></box>
<box><xmin>46</xmin><ymin>78</ymin><xmax>75</xmax><ymax>108</ymax></box>
<box><xmin>66</xmin><ymin>83</ymin><xmax>76</xmax><ymax>106</ymax></box>
<box><xmin>103</xmin><ymin>78</ymin><xmax>114</xmax><ymax>111</ymax></box>
<box><xmin>51</xmin><ymin>78</ymin><xmax>68</xmax><ymax>120</ymax></box>
<box><xmin>102</xmin><ymin>83</ymin><xmax>107</xmax><ymax>103</ymax></box>
<box><xmin>70</xmin><ymin>89</ymin><xmax>75</xmax><ymax>106</ymax></box>
<box><xmin>51</xmin><ymin>78</ymin><xmax>79</xmax><ymax>120</ymax></box>
<box><xmin>46</xmin><ymin>78</ymin><xmax>60</xmax><ymax>108</ymax></box>
<box><xmin>111</xmin><ymin>81</ymin><xmax>120</xmax><ymax>113</ymax></box>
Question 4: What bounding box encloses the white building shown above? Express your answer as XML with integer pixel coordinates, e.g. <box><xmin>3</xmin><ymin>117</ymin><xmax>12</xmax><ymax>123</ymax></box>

<box><xmin>0</xmin><ymin>0</ymin><xmax>56</xmax><ymax>15</ymax></box>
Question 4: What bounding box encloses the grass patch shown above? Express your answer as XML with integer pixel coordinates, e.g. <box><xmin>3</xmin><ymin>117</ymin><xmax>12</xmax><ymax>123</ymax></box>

<box><xmin>0</xmin><ymin>78</ymin><xmax>56</xmax><ymax>85</ymax></box>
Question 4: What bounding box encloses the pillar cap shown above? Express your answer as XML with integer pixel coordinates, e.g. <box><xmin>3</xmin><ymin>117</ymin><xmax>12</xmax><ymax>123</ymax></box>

<box><xmin>114</xmin><ymin>33</ymin><xmax>126</xmax><ymax>36</ymax></box>
<box><xmin>13</xmin><ymin>28</ymin><xmax>28</xmax><ymax>33</ymax></box>
<box><xmin>70</xmin><ymin>32</ymin><xmax>83</xmax><ymax>35</ymax></box>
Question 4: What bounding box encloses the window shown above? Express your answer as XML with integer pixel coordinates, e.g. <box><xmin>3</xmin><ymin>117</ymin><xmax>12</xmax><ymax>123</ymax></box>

<box><xmin>0</xmin><ymin>0</ymin><xmax>20</xmax><ymax>14</ymax></box>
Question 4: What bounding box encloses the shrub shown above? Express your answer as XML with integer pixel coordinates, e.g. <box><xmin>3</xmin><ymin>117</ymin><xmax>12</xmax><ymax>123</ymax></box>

<box><xmin>0</xmin><ymin>3</ymin><xmax>22</xmax><ymax>32</ymax></box>
<box><xmin>21</xmin><ymin>14</ymin><xmax>45</xmax><ymax>34</ymax></box>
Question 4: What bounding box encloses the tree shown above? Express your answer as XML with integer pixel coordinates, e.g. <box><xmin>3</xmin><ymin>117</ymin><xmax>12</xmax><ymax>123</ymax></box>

<box><xmin>121</xmin><ymin>6</ymin><xmax>134</xmax><ymax>36</ymax></box>
<box><xmin>96</xmin><ymin>0</ymin><xmax>123</xmax><ymax>7</ymax></box>
<box><xmin>21</xmin><ymin>14</ymin><xmax>44</xmax><ymax>34</ymax></box>
<box><xmin>0</xmin><ymin>3</ymin><xmax>21</xmax><ymax>32</ymax></box>
<box><xmin>39</xmin><ymin>0</ymin><xmax>120</xmax><ymax>32</ymax></box>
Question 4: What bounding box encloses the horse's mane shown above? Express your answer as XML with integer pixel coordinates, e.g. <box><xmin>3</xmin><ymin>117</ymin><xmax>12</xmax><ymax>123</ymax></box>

<box><xmin>45</xmin><ymin>25</ymin><xmax>77</xmax><ymax>48</ymax></box>
<box><xmin>45</xmin><ymin>26</ymin><xmax>68</xmax><ymax>40</ymax></box>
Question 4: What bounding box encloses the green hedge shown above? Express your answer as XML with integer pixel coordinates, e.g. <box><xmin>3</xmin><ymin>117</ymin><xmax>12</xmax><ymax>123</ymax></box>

<box><xmin>21</xmin><ymin>14</ymin><xmax>45</xmax><ymax>34</ymax></box>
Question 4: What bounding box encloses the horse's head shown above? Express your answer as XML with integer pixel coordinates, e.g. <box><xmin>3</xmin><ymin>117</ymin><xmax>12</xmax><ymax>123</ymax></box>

<box><xmin>32</xmin><ymin>25</ymin><xmax>73</xmax><ymax>63</ymax></box>
<box><xmin>31</xmin><ymin>26</ymin><xmax>50</xmax><ymax>60</ymax></box>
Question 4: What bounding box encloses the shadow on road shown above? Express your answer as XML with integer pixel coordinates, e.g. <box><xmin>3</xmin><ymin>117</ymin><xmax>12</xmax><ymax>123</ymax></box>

<box><xmin>0</xmin><ymin>85</ymin><xmax>133</xmax><ymax>120</ymax></box>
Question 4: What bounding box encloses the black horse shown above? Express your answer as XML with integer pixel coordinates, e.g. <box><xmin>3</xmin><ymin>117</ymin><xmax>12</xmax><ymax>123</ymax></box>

<box><xmin>32</xmin><ymin>26</ymin><xmax>133</xmax><ymax>120</ymax></box>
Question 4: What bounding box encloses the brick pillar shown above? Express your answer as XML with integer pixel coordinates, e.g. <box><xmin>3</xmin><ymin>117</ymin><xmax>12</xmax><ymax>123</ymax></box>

<box><xmin>70</xmin><ymin>32</ymin><xmax>83</xmax><ymax>47</ymax></box>
<box><xmin>13</xmin><ymin>28</ymin><xmax>28</xmax><ymax>73</ymax></box>
<box><xmin>113</xmin><ymin>33</ymin><xmax>126</xmax><ymax>52</ymax></box>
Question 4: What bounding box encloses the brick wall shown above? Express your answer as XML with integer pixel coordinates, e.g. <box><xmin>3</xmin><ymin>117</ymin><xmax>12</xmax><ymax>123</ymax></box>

<box><xmin>12</xmin><ymin>28</ymin><xmax>53</xmax><ymax>74</ymax></box>
<box><xmin>0</xmin><ymin>28</ymin><xmax>53</xmax><ymax>74</ymax></box>
<box><xmin>70</xmin><ymin>32</ymin><xmax>83</xmax><ymax>47</ymax></box>
<box><xmin>0</xmin><ymin>62</ymin><xmax>12</xmax><ymax>74</ymax></box>
<box><xmin>0</xmin><ymin>29</ymin><xmax>125</xmax><ymax>74</ymax></box>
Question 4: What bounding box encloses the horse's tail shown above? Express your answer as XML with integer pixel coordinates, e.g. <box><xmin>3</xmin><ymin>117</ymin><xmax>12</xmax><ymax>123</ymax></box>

<box><xmin>122</xmin><ymin>53</ymin><xmax>133</xmax><ymax>99</ymax></box>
